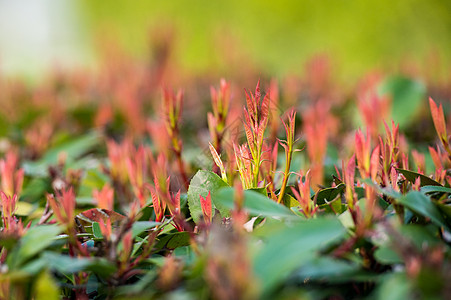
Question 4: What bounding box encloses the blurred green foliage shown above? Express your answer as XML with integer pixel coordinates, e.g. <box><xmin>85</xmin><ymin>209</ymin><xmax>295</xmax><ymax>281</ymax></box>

<box><xmin>79</xmin><ymin>0</ymin><xmax>451</xmax><ymax>79</ymax></box>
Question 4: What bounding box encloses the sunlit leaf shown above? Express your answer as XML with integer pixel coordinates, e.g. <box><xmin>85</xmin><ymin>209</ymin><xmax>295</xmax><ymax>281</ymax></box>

<box><xmin>187</xmin><ymin>170</ymin><xmax>229</xmax><ymax>224</ymax></box>
<box><xmin>33</xmin><ymin>270</ymin><xmax>59</xmax><ymax>300</ymax></box>
<box><xmin>214</xmin><ymin>187</ymin><xmax>295</xmax><ymax>218</ymax></box>
<box><xmin>92</xmin><ymin>222</ymin><xmax>103</xmax><ymax>239</ymax></box>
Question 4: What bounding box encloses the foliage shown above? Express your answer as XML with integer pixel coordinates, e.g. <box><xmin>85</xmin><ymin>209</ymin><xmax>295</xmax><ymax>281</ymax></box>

<box><xmin>1</xmin><ymin>50</ymin><xmax>451</xmax><ymax>300</ymax></box>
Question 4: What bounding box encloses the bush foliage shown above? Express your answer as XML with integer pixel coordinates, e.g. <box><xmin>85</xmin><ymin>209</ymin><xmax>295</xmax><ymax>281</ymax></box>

<box><xmin>0</xmin><ymin>52</ymin><xmax>451</xmax><ymax>299</ymax></box>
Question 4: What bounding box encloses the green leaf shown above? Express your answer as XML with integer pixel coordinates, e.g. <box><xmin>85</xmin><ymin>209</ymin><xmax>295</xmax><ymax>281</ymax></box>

<box><xmin>155</xmin><ymin>232</ymin><xmax>191</xmax><ymax>250</ymax></box>
<box><xmin>15</xmin><ymin>202</ymin><xmax>34</xmax><ymax>216</ymax></box>
<box><xmin>398</xmin><ymin>225</ymin><xmax>443</xmax><ymax>249</ymax></box>
<box><xmin>14</xmin><ymin>225</ymin><xmax>62</xmax><ymax>267</ymax></box>
<box><xmin>253</xmin><ymin>217</ymin><xmax>346</xmax><ymax>294</ymax></box>
<box><xmin>396</xmin><ymin>191</ymin><xmax>449</xmax><ymax>230</ymax></box>
<box><xmin>376</xmin><ymin>272</ymin><xmax>412</xmax><ymax>300</ymax></box>
<box><xmin>20</xmin><ymin>258</ymin><xmax>48</xmax><ymax>275</ymax></box>
<box><xmin>421</xmin><ymin>185</ymin><xmax>451</xmax><ymax>194</ymax></box>
<box><xmin>436</xmin><ymin>203</ymin><xmax>451</xmax><ymax>225</ymax></box>
<box><xmin>23</xmin><ymin>131</ymin><xmax>100</xmax><ymax>176</ymax></box>
<box><xmin>338</xmin><ymin>209</ymin><xmax>354</xmax><ymax>230</ymax></box>
<box><xmin>282</xmin><ymin>193</ymin><xmax>299</xmax><ymax>208</ymax></box>
<box><xmin>374</xmin><ymin>246</ymin><xmax>403</xmax><ymax>264</ymax></box>
<box><xmin>78</xmin><ymin>169</ymin><xmax>109</xmax><ymax>197</ymax></box>
<box><xmin>187</xmin><ymin>170</ymin><xmax>229</xmax><ymax>224</ymax></box>
<box><xmin>214</xmin><ymin>187</ymin><xmax>295</xmax><ymax>218</ymax></box>
<box><xmin>295</xmin><ymin>256</ymin><xmax>368</xmax><ymax>282</ymax></box>
<box><xmin>92</xmin><ymin>222</ymin><xmax>103</xmax><ymax>239</ymax></box>
<box><xmin>378</xmin><ymin>76</ymin><xmax>425</xmax><ymax>128</ymax></box>
<box><xmin>33</xmin><ymin>270</ymin><xmax>59</xmax><ymax>300</ymax></box>
<box><xmin>397</xmin><ymin>169</ymin><xmax>442</xmax><ymax>187</ymax></box>
<box><xmin>248</xmin><ymin>187</ymin><xmax>267</xmax><ymax>196</ymax></box>
<box><xmin>42</xmin><ymin>252</ymin><xmax>116</xmax><ymax>277</ymax></box>
<box><xmin>131</xmin><ymin>221</ymin><xmax>160</xmax><ymax>238</ymax></box>
<box><xmin>319</xmin><ymin>197</ymin><xmax>345</xmax><ymax>214</ymax></box>
<box><xmin>314</xmin><ymin>183</ymin><xmax>345</xmax><ymax>205</ymax></box>
<box><xmin>20</xmin><ymin>177</ymin><xmax>52</xmax><ymax>203</ymax></box>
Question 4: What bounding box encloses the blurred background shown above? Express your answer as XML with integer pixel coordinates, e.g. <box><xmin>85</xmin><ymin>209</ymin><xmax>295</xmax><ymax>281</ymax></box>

<box><xmin>1</xmin><ymin>0</ymin><xmax>451</xmax><ymax>83</ymax></box>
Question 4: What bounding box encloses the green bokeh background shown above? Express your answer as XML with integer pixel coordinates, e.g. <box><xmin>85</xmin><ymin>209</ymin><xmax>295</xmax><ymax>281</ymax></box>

<box><xmin>79</xmin><ymin>0</ymin><xmax>451</xmax><ymax>80</ymax></box>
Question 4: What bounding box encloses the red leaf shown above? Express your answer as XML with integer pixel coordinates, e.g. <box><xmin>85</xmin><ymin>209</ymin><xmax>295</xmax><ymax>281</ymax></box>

<box><xmin>77</xmin><ymin>208</ymin><xmax>126</xmax><ymax>224</ymax></box>
<box><xmin>429</xmin><ymin>97</ymin><xmax>447</xmax><ymax>141</ymax></box>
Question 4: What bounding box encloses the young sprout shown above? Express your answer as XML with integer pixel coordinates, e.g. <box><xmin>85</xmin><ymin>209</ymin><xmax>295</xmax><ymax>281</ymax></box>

<box><xmin>0</xmin><ymin>150</ymin><xmax>24</xmax><ymax>197</ymax></box>
<box><xmin>290</xmin><ymin>170</ymin><xmax>317</xmax><ymax>218</ymax></box>
<box><xmin>277</xmin><ymin>109</ymin><xmax>298</xmax><ymax>203</ymax></box>
<box><xmin>47</xmin><ymin>188</ymin><xmax>76</xmax><ymax>229</ymax></box>
<box><xmin>234</xmin><ymin>81</ymin><xmax>270</xmax><ymax>189</ymax></box>
<box><xmin>208</xmin><ymin>79</ymin><xmax>231</xmax><ymax>154</ymax></box>
<box><xmin>162</xmin><ymin>87</ymin><xmax>189</xmax><ymax>190</ymax></box>
<box><xmin>199</xmin><ymin>191</ymin><xmax>212</xmax><ymax>225</ymax></box>
<box><xmin>93</xmin><ymin>184</ymin><xmax>114</xmax><ymax>211</ymax></box>
<box><xmin>429</xmin><ymin>97</ymin><xmax>451</xmax><ymax>158</ymax></box>
<box><xmin>209</xmin><ymin>142</ymin><xmax>227</xmax><ymax>183</ymax></box>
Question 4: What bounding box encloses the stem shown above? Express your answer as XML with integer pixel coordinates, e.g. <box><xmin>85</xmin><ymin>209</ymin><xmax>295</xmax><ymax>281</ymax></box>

<box><xmin>252</xmin><ymin>145</ymin><xmax>262</xmax><ymax>188</ymax></box>
<box><xmin>277</xmin><ymin>149</ymin><xmax>293</xmax><ymax>203</ymax></box>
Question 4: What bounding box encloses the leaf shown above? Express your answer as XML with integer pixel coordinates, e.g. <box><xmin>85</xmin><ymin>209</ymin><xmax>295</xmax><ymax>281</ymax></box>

<box><xmin>395</xmin><ymin>225</ymin><xmax>442</xmax><ymax>250</ymax></box>
<box><xmin>436</xmin><ymin>203</ymin><xmax>451</xmax><ymax>225</ymax></box>
<box><xmin>76</xmin><ymin>197</ymin><xmax>95</xmax><ymax>206</ymax></box>
<box><xmin>214</xmin><ymin>187</ymin><xmax>295</xmax><ymax>218</ymax></box>
<box><xmin>397</xmin><ymin>169</ymin><xmax>442</xmax><ymax>187</ymax></box>
<box><xmin>14</xmin><ymin>224</ymin><xmax>62</xmax><ymax>267</ymax></box>
<box><xmin>282</xmin><ymin>193</ymin><xmax>298</xmax><ymax>208</ymax></box>
<box><xmin>131</xmin><ymin>221</ymin><xmax>160</xmax><ymax>238</ymax></box>
<box><xmin>15</xmin><ymin>201</ymin><xmax>34</xmax><ymax>216</ymax></box>
<box><xmin>33</xmin><ymin>270</ymin><xmax>59</xmax><ymax>300</ymax></box>
<box><xmin>23</xmin><ymin>131</ymin><xmax>100</xmax><ymax>176</ymax></box>
<box><xmin>42</xmin><ymin>252</ymin><xmax>116</xmax><ymax>277</ymax></box>
<box><xmin>187</xmin><ymin>170</ymin><xmax>229</xmax><ymax>224</ymax></box>
<box><xmin>295</xmin><ymin>256</ymin><xmax>369</xmax><ymax>282</ymax></box>
<box><xmin>78</xmin><ymin>169</ymin><xmax>109</xmax><ymax>197</ymax></box>
<box><xmin>338</xmin><ymin>209</ymin><xmax>355</xmax><ymax>230</ymax></box>
<box><xmin>155</xmin><ymin>232</ymin><xmax>191</xmax><ymax>250</ymax></box>
<box><xmin>92</xmin><ymin>222</ymin><xmax>103</xmax><ymax>239</ymax></box>
<box><xmin>378</xmin><ymin>76</ymin><xmax>425</xmax><ymax>128</ymax></box>
<box><xmin>253</xmin><ymin>217</ymin><xmax>346</xmax><ymax>294</ymax></box>
<box><xmin>374</xmin><ymin>246</ymin><xmax>403</xmax><ymax>264</ymax></box>
<box><xmin>76</xmin><ymin>208</ymin><xmax>126</xmax><ymax>224</ymax></box>
<box><xmin>319</xmin><ymin>197</ymin><xmax>345</xmax><ymax>214</ymax></box>
<box><xmin>376</xmin><ymin>272</ymin><xmax>412</xmax><ymax>300</ymax></box>
<box><xmin>396</xmin><ymin>191</ymin><xmax>449</xmax><ymax>230</ymax></box>
<box><xmin>44</xmin><ymin>252</ymin><xmax>101</xmax><ymax>275</ymax></box>
<box><xmin>314</xmin><ymin>183</ymin><xmax>345</xmax><ymax>205</ymax></box>
<box><xmin>421</xmin><ymin>185</ymin><xmax>451</xmax><ymax>194</ymax></box>
<box><xmin>21</xmin><ymin>258</ymin><xmax>48</xmax><ymax>275</ymax></box>
<box><xmin>0</xmin><ymin>233</ymin><xmax>20</xmax><ymax>250</ymax></box>
<box><xmin>248</xmin><ymin>187</ymin><xmax>267</xmax><ymax>196</ymax></box>
<box><xmin>20</xmin><ymin>177</ymin><xmax>52</xmax><ymax>203</ymax></box>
